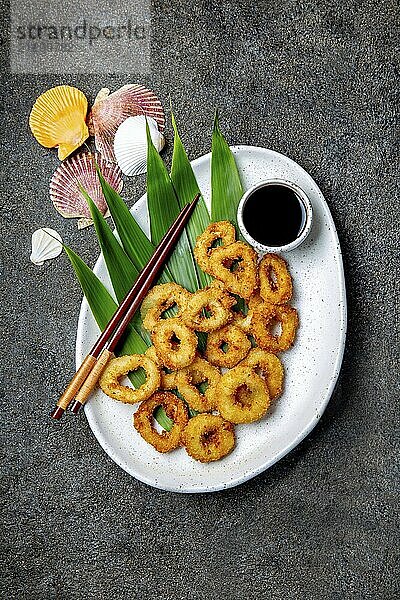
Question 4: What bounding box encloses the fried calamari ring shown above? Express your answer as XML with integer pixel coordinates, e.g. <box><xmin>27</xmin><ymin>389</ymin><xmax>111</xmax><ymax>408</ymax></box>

<box><xmin>216</xmin><ymin>366</ymin><xmax>270</xmax><ymax>423</ymax></box>
<box><xmin>182</xmin><ymin>414</ymin><xmax>235</xmax><ymax>462</ymax></box>
<box><xmin>233</xmin><ymin>294</ymin><xmax>265</xmax><ymax>332</ymax></box>
<box><xmin>248</xmin><ymin>293</ymin><xmax>264</xmax><ymax>311</ymax></box>
<box><xmin>141</xmin><ymin>283</ymin><xmax>191</xmax><ymax>331</ymax></box>
<box><xmin>152</xmin><ymin>318</ymin><xmax>197</xmax><ymax>370</ymax></box>
<box><xmin>159</xmin><ymin>369</ymin><xmax>200</xmax><ymax>406</ymax></box>
<box><xmin>194</xmin><ymin>221</ymin><xmax>236</xmax><ymax>275</ymax></box>
<box><xmin>160</xmin><ymin>357</ymin><xmax>220</xmax><ymax>412</ymax></box>
<box><xmin>145</xmin><ymin>345</ymin><xmax>176</xmax><ymax>379</ymax></box>
<box><xmin>160</xmin><ymin>371</ymin><xmax>207</xmax><ymax>412</ymax></box>
<box><xmin>160</xmin><ymin>370</ymin><xmax>177</xmax><ymax>390</ymax></box>
<box><xmin>259</xmin><ymin>253</ymin><xmax>293</xmax><ymax>305</ymax></box>
<box><xmin>181</xmin><ymin>288</ymin><xmax>232</xmax><ymax>332</ymax></box>
<box><xmin>99</xmin><ymin>354</ymin><xmax>160</xmax><ymax>405</ymax></box>
<box><xmin>239</xmin><ymin>348</ymin><xmax>284</xmax><ymax>400</ymax></box>
<box><xmin>205</xmin><ymin>324</ymin><xmax>251</xmax><ymax>368</ymax></box>
<box><xmin>208</xmin><ymin>279</ymin><xmax>237</xmax><ymax>310</ymax></box>
<box><xmin>176</xmin><ymin>357</ymin><xmax>221</xmax><ymax>412</ymax></box>
<box><xmin>133</xmin><ymin>391</ymin><xmax>188</xmax><ymax>452</ymax></box>
<box><xmin>251</xmin><ymin>302</ymin><xmax>299</xmax><ymax>353</ymax></box>
<box><xmin>209</xmin><ymin>241</ymin><xmax>258</xmax><ymax>299</ymax></box>
<box><xmin>233</xmin><ymin>310</ymin><xmax>252</xmax><ymax>333</ymax></box>
<box><xmin>145</xmin><ymin>345</ymin><xmax>162</xmax><ymax>366</ymax></box>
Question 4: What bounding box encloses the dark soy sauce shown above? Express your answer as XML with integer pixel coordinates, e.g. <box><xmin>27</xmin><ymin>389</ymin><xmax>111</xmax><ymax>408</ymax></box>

<box><xmin>242</xmin><ymin>184</ymin><xmax>306</xmax><ymax>247</ymax></box>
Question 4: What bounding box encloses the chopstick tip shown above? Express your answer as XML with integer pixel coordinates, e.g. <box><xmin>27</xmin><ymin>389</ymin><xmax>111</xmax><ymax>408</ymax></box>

<box><xmin>70</xmin><ymin>400</ymin><xmax>83</xmax><ymax>415</ymax></box>
<box><xmin>50</xmin><ymin>406</ymin><xmax>64</xmax><ymax>420</ymax></box>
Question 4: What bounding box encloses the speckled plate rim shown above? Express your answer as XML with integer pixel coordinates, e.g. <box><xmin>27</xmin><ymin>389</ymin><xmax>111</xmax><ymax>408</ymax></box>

<box><xmin>76</xmin><ymin>145</ymin><xmax>347</xmax><ymax>493</ymax></box>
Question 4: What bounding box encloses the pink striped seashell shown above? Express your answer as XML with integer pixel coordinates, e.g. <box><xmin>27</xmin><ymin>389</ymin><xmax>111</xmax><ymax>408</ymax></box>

<box><xmin>49</xmin><ymin>152</ymin><xmax>123</xmax><ymax>229</ymax></box>
<box><xmin>88</xmin><ymin>84</ymin><xmax>165</xmax><ymax>162</ymax></box>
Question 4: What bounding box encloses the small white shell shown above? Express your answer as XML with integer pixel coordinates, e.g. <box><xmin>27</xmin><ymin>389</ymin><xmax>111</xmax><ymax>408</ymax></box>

<box><xmin>114</xmin><ymin>115</ymin><xmax>165</xmax><ymax>176</ymax></box>
<box><xmin>30</xmin><ymin>228</ymin><xmax>63</xmax><ymax>266</ymax></box>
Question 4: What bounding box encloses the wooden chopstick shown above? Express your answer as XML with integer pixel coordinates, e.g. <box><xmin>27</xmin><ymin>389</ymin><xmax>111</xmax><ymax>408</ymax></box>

<box><xmin>69</xmin><ymin>198</ymin><xmax>198</xmax><ymax>415</ymax></box>
<box><xmin>51</xmin><ymin>194</ymin><xmax>200</xmax><ymax>420</ymax></box>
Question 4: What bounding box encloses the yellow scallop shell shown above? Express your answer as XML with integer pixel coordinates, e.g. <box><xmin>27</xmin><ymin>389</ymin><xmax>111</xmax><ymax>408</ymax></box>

<box><xmin>29</xmin><ymin>85</ymin><xmax>89</xmax><ymax>160</ymax></box>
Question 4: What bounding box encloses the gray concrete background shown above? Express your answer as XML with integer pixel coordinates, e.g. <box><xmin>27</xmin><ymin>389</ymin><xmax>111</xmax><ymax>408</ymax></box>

<box><xmin>1</xmin><ymin>1</ymin><xmax>399</xmax><ymax>598</ymax></box>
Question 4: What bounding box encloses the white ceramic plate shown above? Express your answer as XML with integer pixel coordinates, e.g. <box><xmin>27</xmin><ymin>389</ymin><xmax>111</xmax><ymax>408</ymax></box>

<box><xmin>76</xmin><ymin>146</ymin><xmax>347</xmax><ymax>493</ymax></box>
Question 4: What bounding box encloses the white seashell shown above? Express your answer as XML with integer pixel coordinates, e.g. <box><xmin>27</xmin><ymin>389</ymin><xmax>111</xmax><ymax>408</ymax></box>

<box><xmin>30</xmin><ymin>228</ymin><xmax>63</xmax><ymax>266</ymax></box>
<box><xmin>114</xmin><ymin>115</ymin><xmax>165</xmax><ymax>176</ymax></box>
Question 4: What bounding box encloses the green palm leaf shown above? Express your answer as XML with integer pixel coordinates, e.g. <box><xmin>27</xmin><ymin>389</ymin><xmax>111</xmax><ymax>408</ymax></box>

<box><xmin>95</xmin><ymin>164</ymin><xmax>154</xmax><ymax>266</ymax></box>
<box><xmin>95</xmin><ymin>165</ymin><xmax>172</xmax><ymax>285</ymax></box>
<box><xmin>170</xmin><ymin>111</ymin><xmax>212</xmax><ymax>288</ymax></box>
<box><xmin>146</xmin><ymin>120</ymin><xmax>199</xmax><ymax>292</ymax></box>
<box><xmin>64</xmin><ymin>245</ymin><xmax>147</xmax><ymax>387</ymax></box>
<box><xmin>82</xmin><ymin>187</ymin><xmax>149</xmax><ymax>343</ymax></box>
<box><xmin>82</xmin><ymin>187</ymin><xmax>138</xmax><ymax>302</ymax></box>
<box><xmin>211</xmin><ymin>112</ymin><xmax>244</xmax><ymax>230</ymax></box>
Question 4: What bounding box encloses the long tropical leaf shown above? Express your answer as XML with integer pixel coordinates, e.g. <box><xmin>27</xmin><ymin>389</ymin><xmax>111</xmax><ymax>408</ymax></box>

<box><xmin>95</xmin><ymin>164</ymin><xmax>155</xmax><ymax>266</ymax></box>
<box><xmin>95</xmin><ymin>165</ymin><xmax>172</xmax><ymax>285</ymax></box>
<box><xmin>64</xmin><ymin>245</ymin><xmax>148</xmax><ymax>387</ymax></box>
<box><xmin>211</xmin><ymin>112</ymin><xmax>244</xmax><ymax>230</ymax></box>
<box><xmin>82</xmin><ymin>186</ymin><xmax>150</xmax><ymax>343</ymax></box>
<box><xmin>82</xmin><ymin>187</ymin><xmax>138</xmax><ymax>302</ymax></box>
<box><xmin>146</xmin><ymin>121</ymin><xmax>199</xmax><ymax>292</ymax></box>
<box><xmin>170</xmin><ymin>111</ymin><xmax>212</xmax><ymax>288</ymax></box>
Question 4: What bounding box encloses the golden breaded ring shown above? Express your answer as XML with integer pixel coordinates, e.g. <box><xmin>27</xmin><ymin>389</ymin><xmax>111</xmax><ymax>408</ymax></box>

<box><xmin>182</xmin><ymin>414</ymin><xmax>235</xmax><ymax>462</ymax></box>
<box><xmin>145</xmin><ymin>345</ymin><xmax>162</xmax><ymax>366</ymax></box>
<box><xmin>205</xmin><ymin>324</ymin><xmax>251</xmax><ymax>368</ymax></box>
<box><xmin>176</xmin><ymin>356</ymin><xmax>221</xmax><ymax>412</ymax></box>
<box><xmin>259</xmin><ymin>253</ymin><xmax>293</xmax><ymax>305</ymax></box>
<box><xmin>159</xmin><ymin>370</ymin><xmax>202</xmax><ymax>410</ymax></box>
<box><xmin>208</xmin><ymin>241</ymin><xmax>258</xmax><ymax>300</ymax></box>
<box><xmin>216</xmin><ymin>366</ymin><xmax>270</xmax><ymax>424</ymax></box>
<box><xmin>248</xmin><ymin>293</ymin><xmax>264</xmax><ymax>311</ymax></box>
<box><xmin>208</xmin><ymin>279</ymin><xmax>237</xmax><ymax>309</ymax></box>
<box><xmin>140</xmin><ymin>283</ymin><xmax>191</xmax><ymax>331</ymax></box>
<box><xmin>160</xmin><ymin>371</ymin><xmax>177</xmax><ymax>390</ymax></box>
<box><xmin>146</xmin><ymin>345</ymin><xmax>179</xmax><ymax>382</ymax></box>
<box><xmin>194</xmin><ymin>221</ymin><xmax>236</xmax><ymax>275</ymax></box>
<box><xmin>251</xmin><ymin>302</ymin><xmax>299</xmax><ymax>353</ymax></box>
<box><xmin>239</xmin><ymin>347</ymin><xmax>284</xmax><ymax>400</ymax></box>
<box><xmin>181</xmin><ymin>288</ymin><xmax>232</xmax><ymax>332</ymax></box>
<box><xmin>160</xmin><ymin>357</ymin><xmax>220</xmax><ymax>413</ymax></box>
<box><xmin>99</xmin><ymin>354</ymin><xmax>160</xmax><ymax>405</ymax></box>
<box><xmin>133</xmin><ymin>391</ymin><xmax>188</xmax><ymax>452</ymax></box>
<box><xmin>160</xmin><ymin>371</ymin><xmax>206</xmax><ymax>413</ymax></box>
<box><xmin>152</xmin><ymin>318</ymin><xmax>197</xmax><ymax>370</ymax></box>
<box><xmin>233</xmin><ymin>311</ymin><xmax>253</xmax><ymax>333</ymax></box>
<box><xmin>233</xmin><ymin>294</ymin><xmax>263</xmax><ymax>333</ymax></box>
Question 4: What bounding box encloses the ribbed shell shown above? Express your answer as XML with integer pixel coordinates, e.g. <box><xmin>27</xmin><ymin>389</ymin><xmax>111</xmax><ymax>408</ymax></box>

<box><xmin>89</xmin><ymin>85</ymin><xmax>165</xmax><ymax>162</ymax></box>
<box><xmin>30</xmin><ymin>228</ymin><xmax>63</xmax><ymax>266</ymax></box>
<box><xmin>49</xmin><ymin>152</ymin><xmax>123</xmax><ymax>229</ymax></box>
<box><xmin>29</xmin><ymin>85</ymin><xmax>89</xmax><ymax>160</ymax></box>
<box><xmin>114</xmin><ymin>116</ymin><xmax>165</xmax><ymax>176</ymax></box>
